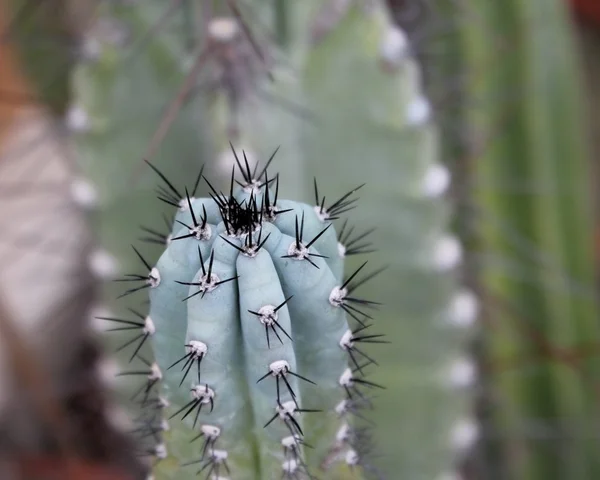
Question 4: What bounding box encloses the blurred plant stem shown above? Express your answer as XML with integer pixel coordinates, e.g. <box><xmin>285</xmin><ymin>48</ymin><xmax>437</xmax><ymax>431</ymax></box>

<box><xmin>577</xmin><ymin>20</ymin><xmax>600</xmax><ymax>262</ymax></box>
<box><xmin>460</xmin><ymin>0</ymin><xmax>600</xmax><ymax>478</ymax></box>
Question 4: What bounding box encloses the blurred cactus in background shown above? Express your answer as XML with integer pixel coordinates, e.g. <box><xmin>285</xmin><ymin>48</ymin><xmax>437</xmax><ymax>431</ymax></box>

<box><xmin>0</xmin><ymin>0</ymin><xmax>599</xmax><ymax>480</ymax></box>
<box><xmin>457</xmin><ymin>1</ymin><xmax>600</xmax><ymax>479</ymax></box>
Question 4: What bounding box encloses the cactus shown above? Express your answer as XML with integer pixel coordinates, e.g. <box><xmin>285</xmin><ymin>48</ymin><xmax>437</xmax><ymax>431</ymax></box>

<box><xmin>109</xmin><ymin>156</ymin><xmax>388</xmax><ymax>479</ymax></box>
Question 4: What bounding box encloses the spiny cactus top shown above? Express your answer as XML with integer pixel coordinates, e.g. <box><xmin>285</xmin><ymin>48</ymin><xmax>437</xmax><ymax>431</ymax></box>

<box><xmin>108</xmin><ymin>147</ymin><xmax>385</xmax><ymax>480</ymax></box>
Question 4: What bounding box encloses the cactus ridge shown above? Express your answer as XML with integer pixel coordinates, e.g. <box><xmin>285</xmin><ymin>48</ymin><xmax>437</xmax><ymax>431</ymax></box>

<box><xmin>105</xmin><ymin>147</ymin><xmax>385</xmax><ymax>479</ymax></box>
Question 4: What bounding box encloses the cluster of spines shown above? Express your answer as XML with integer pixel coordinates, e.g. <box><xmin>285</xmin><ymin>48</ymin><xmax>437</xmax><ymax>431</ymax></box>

<box><xmin>100</xmin><ymin>146</ymin><xmax>387</xmax><ymax>479</ymax></box>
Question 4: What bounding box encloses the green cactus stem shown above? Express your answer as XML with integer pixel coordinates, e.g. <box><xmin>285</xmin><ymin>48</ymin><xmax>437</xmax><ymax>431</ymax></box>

<box><xmin>110</xmin><ymin>153</ymin><xmax>384</xmax><ymax>479</ymax></box>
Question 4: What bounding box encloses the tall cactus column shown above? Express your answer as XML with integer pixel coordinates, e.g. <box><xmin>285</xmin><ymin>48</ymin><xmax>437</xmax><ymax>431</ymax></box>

<box><xmin>460</xmin><ymin>0</ymin><xmax>600</xmax><ymax>479</ymax></box>
<box><xmin>296</xmin><ymin>3</ymin><xmax>477</xmax><ymax>479</ymax></box>
<box><xmin>65</xmin><ymin>0</ymin><xmax>475</xmax><ymax>478</ymax></box>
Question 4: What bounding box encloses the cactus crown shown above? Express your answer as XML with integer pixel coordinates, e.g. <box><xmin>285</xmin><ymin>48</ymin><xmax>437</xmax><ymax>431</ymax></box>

<box><xmin>109</xmin><ymin>146</ymin><xmax>385</xmax><ymax>480</ymax></box>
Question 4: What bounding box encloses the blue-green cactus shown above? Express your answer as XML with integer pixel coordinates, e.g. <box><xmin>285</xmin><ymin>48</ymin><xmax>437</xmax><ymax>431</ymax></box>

<box><xmin>111</xmin><ymin>152</ymin><xmax>385</xmax><ymax>479</ymax></box>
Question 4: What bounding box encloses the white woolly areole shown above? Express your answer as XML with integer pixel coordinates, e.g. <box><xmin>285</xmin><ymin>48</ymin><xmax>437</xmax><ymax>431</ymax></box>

<box><xmin>336</xmin><ymin>423</ymin><xmax>350</xmax><ymax>443</ymax></box>
<box><xmin>281</xmin><ymin>435</ymin><xmax>301</xmax><ymax>448</ymax></box>
<box><xmin>281</xmin><ymin>458</ymin><xmax>298</xmax><ymax>473</ymax></box>
<box><xmin>89</xmin><ymin>305</ymin><xmax>116</xmax><ymax>333</ymax></box>
<box><xmin>190</xmin><ymin>223</ymin><xmax>212</xmax><ymax>241</ymax></box>
<box><xmin>154</xmin><ymin>443</ymin><xmax>167</xmax><ymax>459</ymax></box>
<box><xmin>283</xmin><ymin>459</ymin><xmax>299</xmax><ymax>473</ymax></box>
<box><xmin>148</xmin><ymin>267</ymin><xmax>161</xmax><ymax>288</ymax></box>
<box><xmin>257</xmin><ymin>305</ymin><xmax>278</xmax><ymax>326</ymax></box>
<box><xmin>380</xmin><ymin>25</ymin><xmax>409</xmax><ymax>66</ymax></box>
<box><xmin>177</xmin><ymin>197</ymin><xmax>194</xmax><ymax>212</ymax></box>
<box><xmin>264</xmin><ymin>205</ymin><xmax>279</xmax><ymax>223</ymax></box>
<box><xmin>446</xmin><ymin>289</ymin><xmax>479</xmax><ymax>328</ymax></box>
<box><xmin>243</xmin><ymin>179</ymin><xmax>262</xmax><ymax>195</ymax></box>
<box><xmin>339</xmin><ymin>329</ymin><xmax>353</xmax><ymax>350</ymax></box>
<box><xmin>422</xmin><ymin>163</ymin><xmax>451</xmax><ymax>198</ymax></box>
<box><xmin>276</xmin><ymin>401</ymin><xmax>297</xmax><ymax>419</ymax></box>
<box><xmin>210</xmin><ymin>449</ymin><xmax>229</xmax><ymax>461</ymax></box>
<box><xmin>339</xmin><ymin>368</ymin><xmax>354</xmax><ymax>387</ymax></box>
<box><xmin>191</xmin><ymin>384</ymin><xmax>215</xmax><ymax>403</ymax></box>
<box><xmin>158</xmin><ymin>396</ymin><xmax>170</xmax><ymax>409</ymax></box>
<box><xmin>313</xmin><ymin>205</ymin><xmax>330</xmax><ymax>222</ymax></box>
<box><xmin>70</xmin><ymin>177</ymin><xmax>98</xmax><ymax>208</ymax></box>
<box><xmin>199</xmin><ymin>273</ymin><xmax>220</xmax><ymax>294</ymax></box>
<box><xmin>450</xmin><ymin>418</ymin><xmax>479</xmax><ymax>451</ymax></box>
<box><xmin>238</xmin><ymin>226</ymin><xmax>264</xmax><ymax>256</ymax></box>
<box><xmin>432</xmin><ymin>235</ymin><xmax>462</xmax><ymax>271</ymax></box>
<box><xmin>446</xmin><ymin>357</ymin><xmax>477</xmax><ymax>389</ymax></box>
<box><xmin>345</xmin><ymin>449</ymin><xmax>359</xmax><ymax>466</ymax></box>
<box><xmin>337</xmin><ymin>241</ymin><xmax>347</xmax><ymax>258</ymax></box>
<box><xmin>81</xmin><ymin>36</ymin><xmax>101</xmax><ymax>60</ymax></box>
<box><xmin>202</xmin><ymin>424</ymin><xmax>221</xmax><ymax>438</ymax></box>
<box><xmin>187</xmin><ymin>340</ymin><xmax>208</xmax><ymax>358</ymax></box>
<box><xmin>88</xmin><ymin>249</ymin><xmax>118</xmax><ymax>279</ymax></box>
<box><xmin>106</xmin><ymin>406</ymin><xmax>134</xmax><ymax>432</ymax></box>
<box><xmin>149</xmin><ymin>363</ymin><xmax>162</xmax><ymax>381</ymax></box>
<box><xmin>269</xmin><ymin>360</ymin><xmax>290</xmax><ymax>376</ymax></box>
<box><xmin>144</xmin><ymin>316</ymin><xmax>156</xmax><ymax>336</ymax></box>
<box><xmin>287</xmin><ymin>240</ymin><xmax>310</xmax><ymax>261</ymax></box>
<box><xmin>96</xmin><ymin>357</ymin><xmax>119</xmax><ymax>387</ymax></box>
<box><xmin>161</xmin><ymin>418</ymin><xmax>170</xmax><ymax>432</ymax></box>
<box><xmin>216</xmin><ymin>146</ymin><xmax>257</xmax><ymax>180</ymax></box>
<box><xmin>329</xmin><ymin>286</ymin><xmax>347</xmax><ymax>307</ymax></box>
<box><xmin>208</xmin><ymin>17</ymin><xmax>239</xmax><ymax>43</ymax></box>
<box><xmin>335</xmin><ymin>399</ymin><xmax>349</xmax><ymax>416</ymax></box>
<box><xmin>166</xmin><ymin>233</ymin><xmax>173</xmax><ymax>245</ymax></box>
<box><xmin>66</xmin><ymin>104</ymin><xmax>90</xmax><ymax>132</ymax></box>
<box><xmin>406</xmin><ymin>96</ymin><xmax>431</xmax><ymax>126</ymax></box>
